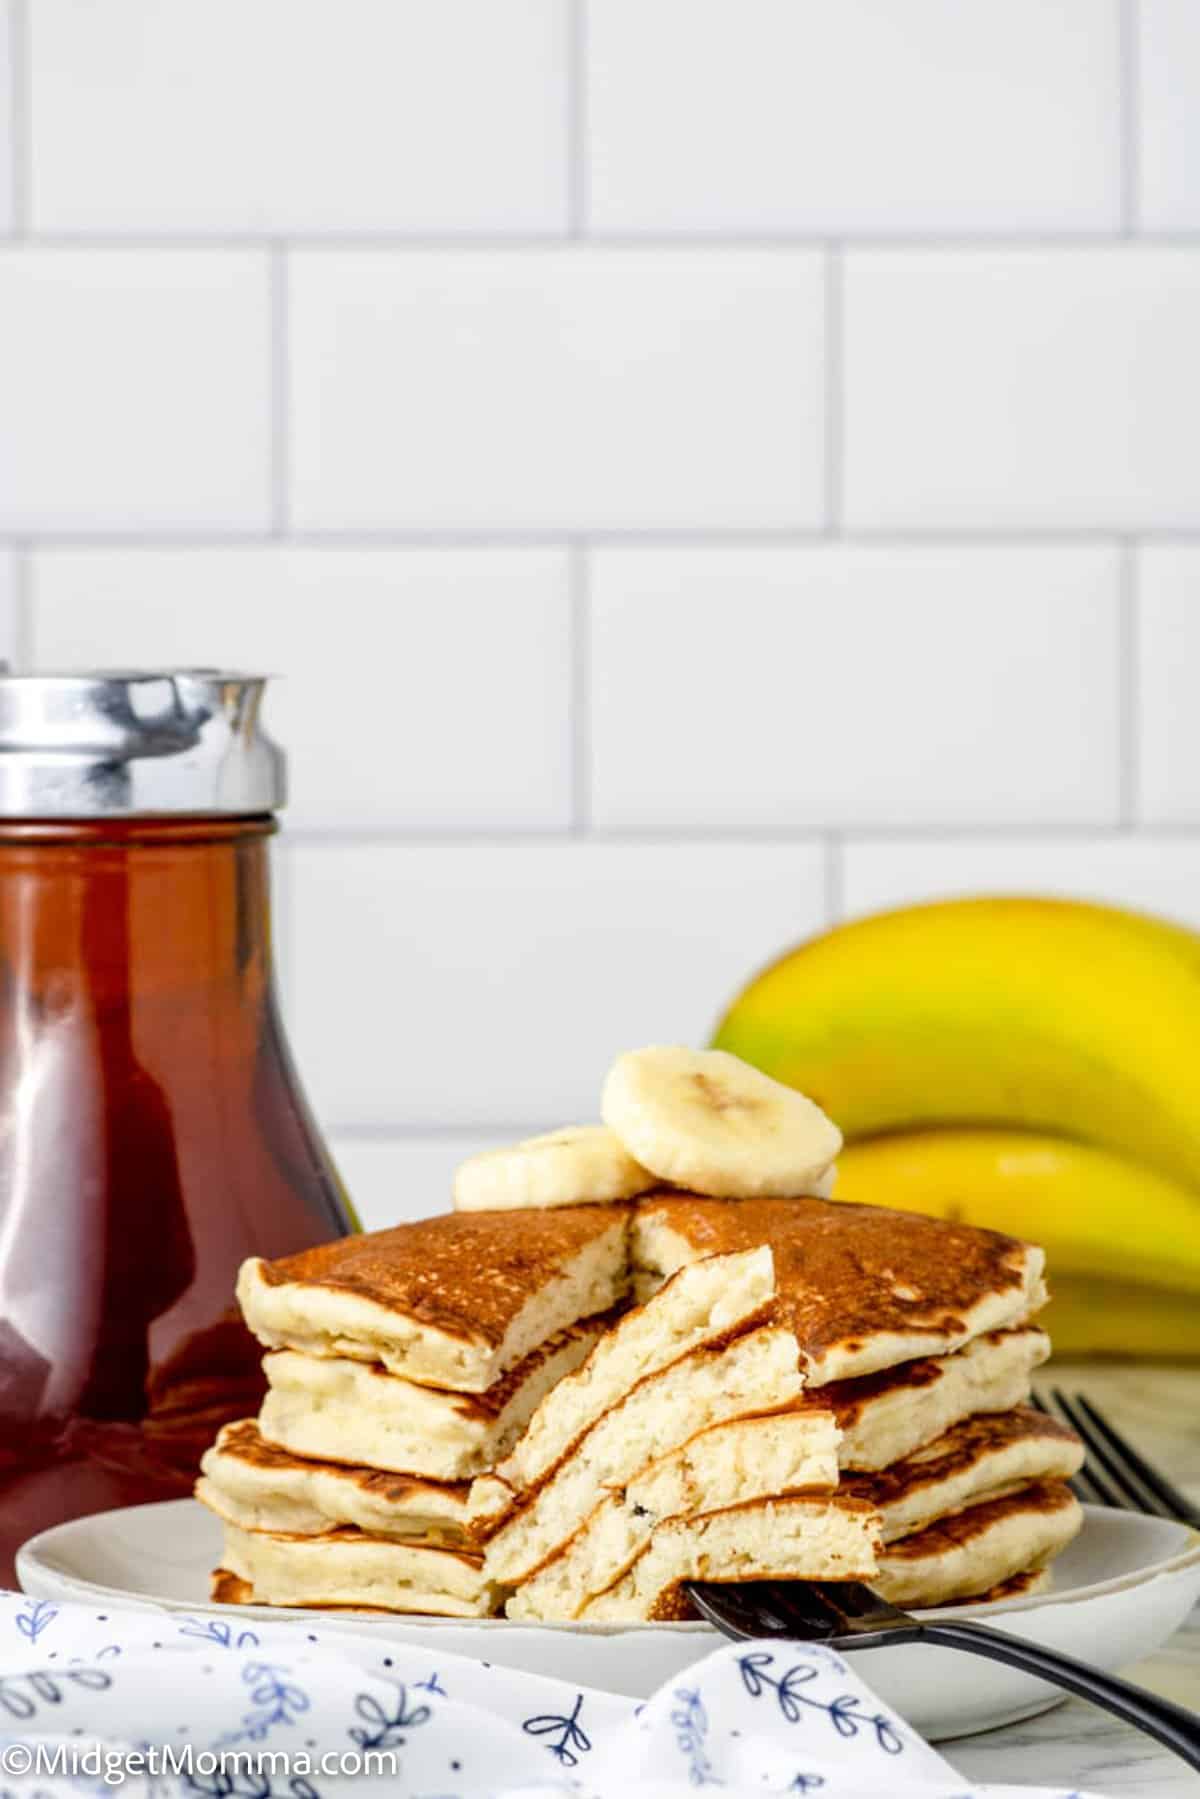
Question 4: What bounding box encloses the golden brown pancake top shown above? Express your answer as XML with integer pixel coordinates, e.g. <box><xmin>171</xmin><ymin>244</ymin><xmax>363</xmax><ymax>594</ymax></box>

<box><xmin>880</xmin><ymin>1479</ymin><xmax>1077</xmax><ymax>1561</ymax></box>
<box><xmin>843</xmin><ymin>1406</ymin><xmax>1081</xmax><ymax>1508</ymax></box>
<box><xmin>255</xmin><ymin>1206</ymin><xmax>630</xmax><ymax>1349</ymax></box>
<box><xmin>638</xmin><ymin>1194</ymin><xmax>1037</xmax><ymax>1367</ymax></box>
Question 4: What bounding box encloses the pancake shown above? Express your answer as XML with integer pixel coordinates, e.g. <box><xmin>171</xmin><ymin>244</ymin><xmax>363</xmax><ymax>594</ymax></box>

<box><xmin>479</xmin><ymin>1324</ymin><xmax>805</xmax><ymax>1585</ymax></box>
<box><xmin>967</xmin><ymin>1567</ymin><xmax>1053</xmax><ymax>1603</ymax></box>
<box><xmin>634</xmin><ymin>1195</ymin><xmax>1046</xmax><ymax>1384</ymax></box>
<box><xmin>820</xmin><ymin>1326</ymin><xmax>1050</xmax><ymax>1471</ymax></box>
<box><xmin>238</xmin><ymin>1206</ymin><xmax>630</xmax><ymax>1394</ymax></box>
<box><xmin>844</xmin><ymin>1406</ymin><xmax>1083</xmax><ymax>1542</ymax></box>
<box><xmin>217</xmin><ymin>1521</ymin><xmax>501</xmax><ymax>1617</ymax></box>
<box><xmin>257</xmin><ymin>1311</ymin><xmax>609</xmax><ymax>1482</ymax></box>
<box><xmin>873</xmin><ymin>1480</ymin><xmax>1083</xmax><ymax>1608</ymax></box>
<box><xmin>212</xmin><ymin>1567</ymin><xmax>257</xmax><ymax>1606</ymax></box>
<box><xmin>579</xmin><ymin>1492</ymin><xmax>880</xmax><ymax>1623</ymax></box>
<box><xmin>211</xmin><ymin>1566</ymin><xmax>415</xmax><ymax>1613</ymax></box>
<box><xmin>197</xmin><ymin>1420</ymin><xmax>470</xmax><ymax>1543</ymax></box>
<box><xmin>507</xmin><ymin>1404</ymin><xmax>840</xmax><ymax>1621</ymax></box>
<box><xmin>494</xmin><ymin>1245</ymin><xmax>775</xmax><ymax>1500</ymax></box>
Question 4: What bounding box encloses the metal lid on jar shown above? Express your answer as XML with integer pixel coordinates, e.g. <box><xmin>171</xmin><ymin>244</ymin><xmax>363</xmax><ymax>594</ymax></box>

<box><xmin>0</xmin><ymin>671</ymin><xmax>286</xmax><ymax>816</ymax></box>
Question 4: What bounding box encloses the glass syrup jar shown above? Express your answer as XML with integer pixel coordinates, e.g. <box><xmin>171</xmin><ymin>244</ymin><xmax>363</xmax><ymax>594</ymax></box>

<box><xmin>0</xmin><ymin>671</ymin><xmax>351</xmax><ymax>1581</ymax></box>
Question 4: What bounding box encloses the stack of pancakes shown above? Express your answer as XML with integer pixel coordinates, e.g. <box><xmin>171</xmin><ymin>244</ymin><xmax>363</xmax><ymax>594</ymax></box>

<box><xmin>199</xmin><ymin>1190</ymin><xmax>1083</xmax><ymax>1620</ymax></box>
<box><xmin>196</xmin><ymin>1207</ymin><xmax>631</xmax><ymax>1614</ymax></box>
<box><xmin>475</xmin><ymin>1195</ymin><xmax>1083</xmax><ymax>1621</ymax></box>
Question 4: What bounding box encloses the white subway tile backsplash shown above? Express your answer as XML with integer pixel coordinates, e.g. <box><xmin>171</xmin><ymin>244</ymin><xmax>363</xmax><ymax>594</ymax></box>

<box><xmin>842</xmin><ymin>838</ymin><xmax>1200</xmax><ymax>932</ymax></box>
<box><xmin>589</xmin><ymin>545</ymin><xmax>1120</xmax><ymax>831</ymax></box>
<box><xmin>9</xmin><ymin>0</ymin><xmax>1200</xmax><ymax>1149</ymax></box>
<box><xmin>30</xmin><ymin>0</ymin><xmax>567</xmax><ymax>235</ymax></box>
<box><xmin>0</xmin><ymin>3</ymin><xmax>12</xmax><ymax>234</ymax></box>
<box><xmin>0</xmin><ymin>553</ymin><xmax>18</xmax><ymax>665</ymax></box>
<box><xmin>588</xmin><ymin>0</ymin><xmax>1119</xmax><ymax>235</ymax></box>
<box><xmin>329</xmin><ymin>1134</ymin><xmax>514</xmax><ymax>1231</ymax></box>
<box><xmin>288</xmin><ymin>251</ymin><xmax>825</xmax><ymax>530</ymax></box>
<box><xmin>30</xmin><ymin>547</ymin><xmax>572</xmax><ymax>832</ymax></box>
<box><xmin>287</xmin><ymin>841</ymin><xmax>826</xmax><ymax>1127</ymax></box>
<box><xmin>1137</xmin><ymin>0</ymin><xmax>1200</xmax><ymax>231</ymax></box>
<box><xmin>844</xmin><ymin>251</ymin><xmax>1200</xmax><ymax>530</ymax></box>
<box><xmin>1136</xmin><ymin>547</ymin><xmax>1200</xmax><ymax>825</ymax></box>
<box><xmin>0</xmin><ymin>251</ymin><xmax>270</xmax><ymax>532</ymax></box>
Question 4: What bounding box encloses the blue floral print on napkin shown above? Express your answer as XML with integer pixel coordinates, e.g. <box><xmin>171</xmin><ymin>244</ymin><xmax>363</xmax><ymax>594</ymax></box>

<box><xmin>0</xmin><ymin>1590</ymin><xmax>1108</xmax><ymax>1798</ymax></box>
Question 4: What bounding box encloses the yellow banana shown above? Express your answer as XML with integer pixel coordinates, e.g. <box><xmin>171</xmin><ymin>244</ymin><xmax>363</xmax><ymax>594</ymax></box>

<box><xmin>714</xmin><ymin>896</ymin><xmax>1200</xmax><ymax>1198</ymax></box>
<box><xmin>1035</xmin><ymin>1275</ymin><xmax>1200</xmax><ymax>1359</ymax></box>
<box><xmin>834</xmin><ymin>1129</ymin><xmax>1200</xmax><ymax>1296</ymax></box>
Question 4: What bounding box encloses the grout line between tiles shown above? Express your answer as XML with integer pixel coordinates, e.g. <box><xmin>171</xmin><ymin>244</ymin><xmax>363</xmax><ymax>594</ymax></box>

<box><xmin>7</xmin><ymin>232</ymin><xmax>1200</xmax><ymax>251</ymax></box>
<box><xmin>823</xmin><ymin>246</ymin><xmax>843</xmax><ymax>534</ymax></box>
<box><xmin>278</xmin><ymin>823</ymin><xmax>1200</xmax><ymax>850</ymax></box>
<box><xmin>1120</xmin><ymin>0</ymin><xmax>1139</xmax><ymax>236</ymax></box>
<box><xmin>8</xmin><ymin>0</ymin><xmax>27</xmax><ymax>235</ymax></box>
<box><xmin>569</xmin><ymin>540</ymin><xmax>591</xmax><ymax>835</ymax></box>
<box><xmin>269</xmin><ymin>244</ymin><xmax>289</xmax><ymax>536</ymax></box>
<box><xmin>1118</xmin><ymin>538</ymin><xmax>1139</xmax><ymax>826</ymax></box>
<box><xmin>4</xmin><ymin>528</ymin><xmax>1177</xmax><ymax>549</ymax></box>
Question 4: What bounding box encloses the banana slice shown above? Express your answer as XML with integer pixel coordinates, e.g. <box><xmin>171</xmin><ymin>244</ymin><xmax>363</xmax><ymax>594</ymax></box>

<box><xmin>811</xmin><ymin>1163</ymin><xmax>838</xmax><ymax>1199</ymax></box>
<box><xmin>453</xmin><ymin>1125</ymin><xmax>655</xmax><ymax>1213</ymax></box>
<box><xmin>601</xmin><ymin>1046</ymin><xmax>842</xmax><ymax>1200</ymax></box>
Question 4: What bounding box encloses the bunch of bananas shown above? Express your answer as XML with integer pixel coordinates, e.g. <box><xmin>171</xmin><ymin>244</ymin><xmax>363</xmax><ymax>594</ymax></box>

<box><xmin>713</xmin><ymin>896</ymin><xmax>1200</xmax><ymax>1357</ymax></box>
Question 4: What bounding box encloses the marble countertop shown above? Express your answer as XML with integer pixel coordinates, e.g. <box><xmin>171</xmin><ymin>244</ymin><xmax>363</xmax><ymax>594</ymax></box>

<box><xmin>944</xmin><ymin>1362</ymin><xmax>1200</xmax><ymax>1797</ymax></box>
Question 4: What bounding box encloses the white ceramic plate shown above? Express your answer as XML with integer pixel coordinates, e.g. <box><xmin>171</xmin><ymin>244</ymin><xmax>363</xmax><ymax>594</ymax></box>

<box><xmin>17</xmin><ymin>1499</ymin><xmax>1200</xmax><ymax>1741</ymax></box>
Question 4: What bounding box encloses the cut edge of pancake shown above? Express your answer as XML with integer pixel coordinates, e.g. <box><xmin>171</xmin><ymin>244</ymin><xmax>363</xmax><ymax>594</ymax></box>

<box><xmin>506</xmin><ymin>1404</ymin><xmax>842</xmax><ymax>1621</ymax></box>
<box><xmin>495</xmin><ymin>1244</ymin><xmax>776</xmax><ymax>1497</ymax></box>
<box><xmin>479</xmin><ymin>1324</ymin><xmax>806</xmax><ymax>1585</ymax></box>
<box><xmin>579</xmin><ymin>1492</ymin><xmax>880</xmax><ymax>1623</ymax></box>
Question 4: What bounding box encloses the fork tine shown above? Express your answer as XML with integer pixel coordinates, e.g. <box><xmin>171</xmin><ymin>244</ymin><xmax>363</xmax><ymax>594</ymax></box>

<box><xmin>686</xmin><ymin>1579</ymin><xmax>840</xmax><ymax>1641</ymax></box>
<box><xmin>742</xmin><ymin>1581</ymin><xmax>843</xmax><ymax>1638</ymax></box>
<box><xmin>1038</xmin><ymin>1387</ymin><xmax>1126</xmax><ymax>1507</ymax></box>
<box><xmin>1074</xmin><ymin>1394</ymin><xmax>1200</xmax><ymax>1528</ymax></box>
<box><xmin>1033</xmin><ymin>1385</ymin><xmax>1090</xmax><ymax>1497</ymax></box>
<box><xmin>1052</xmin><ymin>1388</ymin><xmax>1173</xmax><ymax>1517</ymax></box>
<box><xmin>1069</xmin><ymin>1463</ymin><xmax>1113</xmax><ymax>1509</ymax></box>
<box><xmin>686</xmin><ymin>1580</ymin><xmax>775</xmax><ymax>1639</ymax></box>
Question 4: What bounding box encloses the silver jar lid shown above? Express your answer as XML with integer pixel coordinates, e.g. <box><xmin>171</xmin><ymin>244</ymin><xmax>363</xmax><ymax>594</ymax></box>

<box><xmin>0</xmin><ymin>671</ymin><xmax>286</xmax><ymax>816</ymax></box>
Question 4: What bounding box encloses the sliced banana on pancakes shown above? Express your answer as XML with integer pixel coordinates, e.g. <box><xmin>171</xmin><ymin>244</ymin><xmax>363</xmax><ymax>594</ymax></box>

<box><xmin>602</xmin><ymin>1045</ymin><xmax>841</xmax><ymax>1200</ymax></box>
<box><xmin>453</xmin><ymin>1124</ymin><xmax>655</xmax><ymax>1213</ymax></box>
<box><xmin>452</xmin><ymin>1047</ymin><xmax>840</xmax><ymax>1211</ymax></box>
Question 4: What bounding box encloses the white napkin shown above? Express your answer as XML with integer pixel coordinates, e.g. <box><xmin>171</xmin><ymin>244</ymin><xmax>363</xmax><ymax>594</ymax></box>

<box><xmin>0</xmin><ymin>1589</ymin><xmax>1100</xmax><ymax>1797</ymax></box>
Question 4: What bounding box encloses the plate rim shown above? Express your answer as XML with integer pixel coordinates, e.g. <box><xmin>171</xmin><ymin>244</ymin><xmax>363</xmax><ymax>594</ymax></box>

<box><xmin>16</xmin><ymin>1497</ymin><xmax>1200</xmax><ymax>1634</ymax></box>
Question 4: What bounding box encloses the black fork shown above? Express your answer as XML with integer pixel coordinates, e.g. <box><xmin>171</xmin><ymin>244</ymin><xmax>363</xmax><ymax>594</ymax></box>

<box><xmin>1032</xmin><ymin>1389</ymin><xmax>1200</xmax><ymax>1529</ymax></box>
<box><xmin>686</xmin><ymin>1578</ymin><xmax>1200</xmax><ymax>1771</ymax></box>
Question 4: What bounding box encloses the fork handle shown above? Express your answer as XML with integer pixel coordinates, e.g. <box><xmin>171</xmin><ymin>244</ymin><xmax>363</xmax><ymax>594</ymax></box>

<box><xmin>914</xmin><ymin>1618</ymin><xmax>1200</xmax><ymax>1771</ymax></box>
